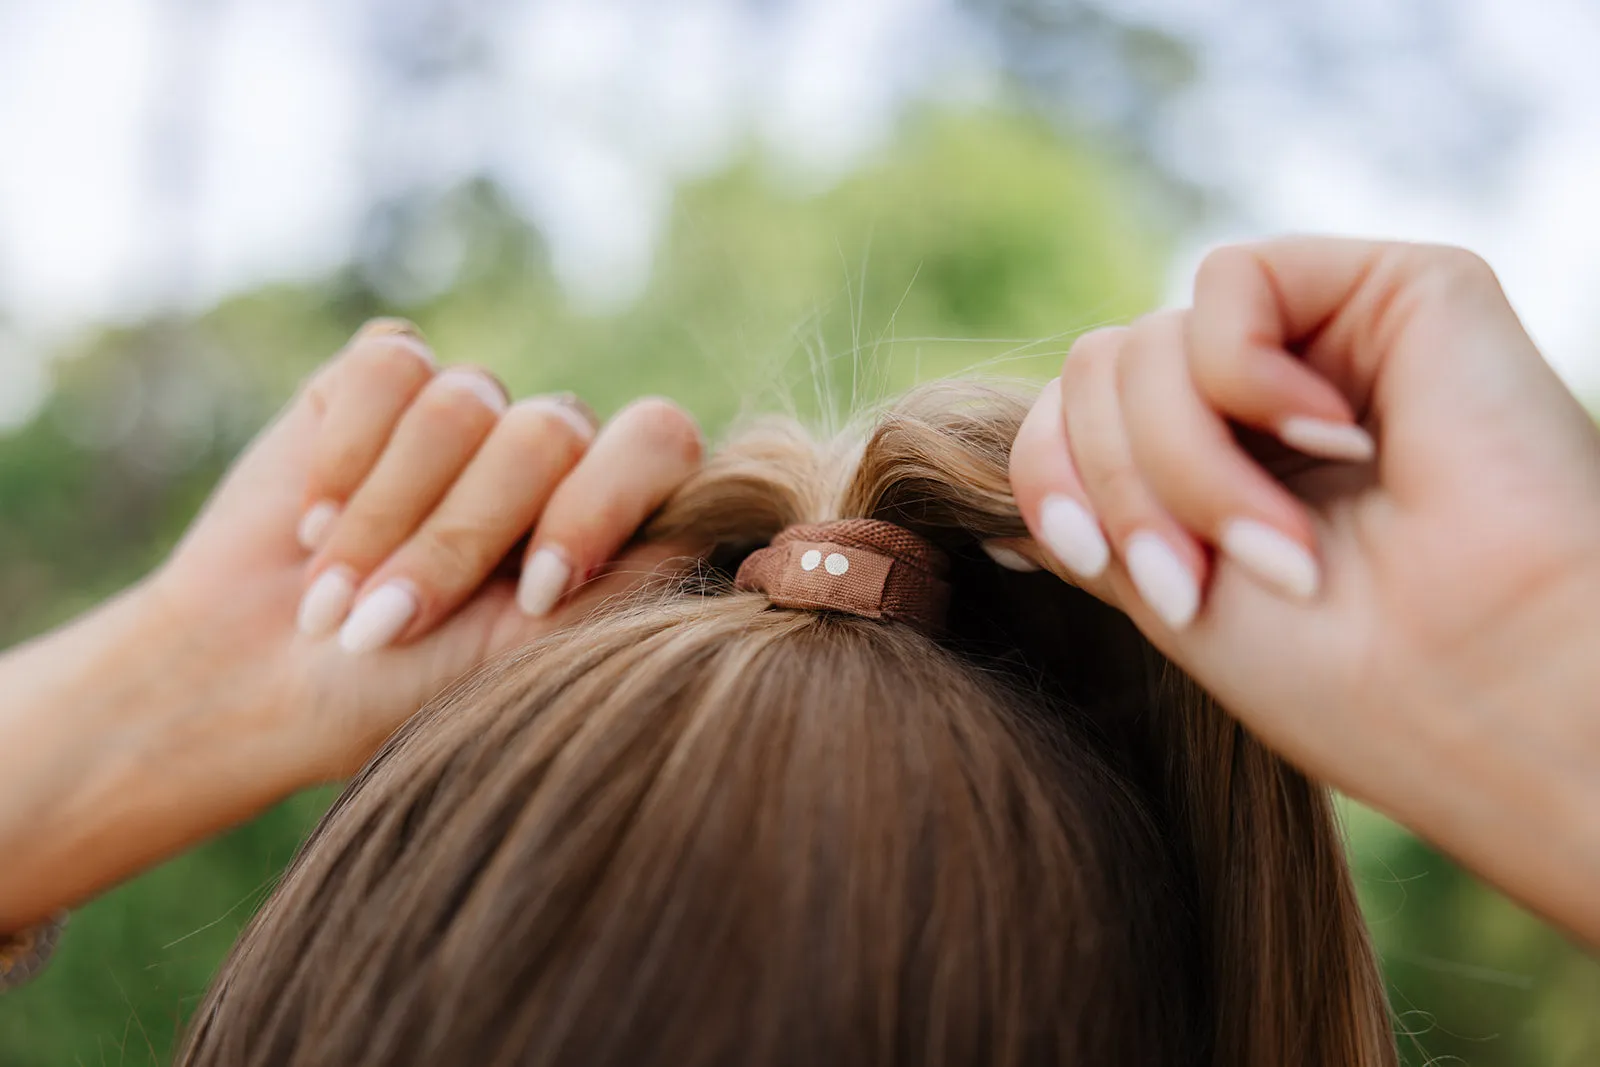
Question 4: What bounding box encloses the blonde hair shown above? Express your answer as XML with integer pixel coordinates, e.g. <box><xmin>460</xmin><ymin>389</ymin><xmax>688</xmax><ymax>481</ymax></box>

<box><xmin>182</xmin><ymin>383</ymin><xmax>1395</xmax><ymax>1066</ymax></box>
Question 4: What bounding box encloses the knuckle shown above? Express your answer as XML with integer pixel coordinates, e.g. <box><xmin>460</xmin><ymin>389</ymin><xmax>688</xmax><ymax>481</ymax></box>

<box><xmin>1085</xmin><ymin>461</ymin><xmax>1149</xmax><ymax>519</ymax></box>
<box><xmin>413</xmin><ymin>377</ymin><xmax>501</xmax><ymax>434</ymax></box>
<box><xmin>345</xmin><ymin>335</ymin><xmax>435</xmax><ymax>390</ymax></box>
<box><xmin>413</xmin><ymin>521</ymin><xmax>488</xmax><ymax>587</ymax></box>
<box><xmin>1135</xmin><ymin>307</ymin><xmax>1187</xmax><ymax>335</ymax></box>
<box><xmin>616</xmin><ymin>396</ymin><xmax>703</xmax><ymax>464</ymax></box>
<box><xmin>300</xmin><ymin>373</ymin><xmax>334</xmax><ymax>419</ymax></box>
<box><xmin>317</xmin><ymin>435</ymin><xmax>373</xmax><ymax>488</ymax></box>
<box><xmin>549</xmin><ymin>506</ymin><xmax>615</xmax><ymax>553</ymax></box>
<box><xmin>1122</xmin><ymin>309</ymin><xmax>1182</xmax><ymax>356</ymax></box>
<box><xmin>329</xmin><ymin>502</ymin><xmax>408</xmax><ymax>557</ymax></box>
<box><xmin>1195</xmin><ymin>242</ymin><xmax>1254</xmax><ymax>289</ymax></box>
<box><xmin>561</xmin><ymin>489</ymin><xmax>657</xmax><ymax>555</ymax></box>
<box><xmin>500</xmin><ymin>398</ymin><xmax>590</xmax><ymax>458</ymax></box>
<box><xmin>1062</xmin><ymin>326</ymin><xmax>1127</xmax><ymax>386</ymax></box>
<box><xmin>1414</xmin><ymin>243</ymin><xmax>1500</xmax><ymax>291</ymax></box>
<box><xmin>1117</xmin><ymin>310</ymin><xmax>1184</xmax><ymax>387</ymax></box>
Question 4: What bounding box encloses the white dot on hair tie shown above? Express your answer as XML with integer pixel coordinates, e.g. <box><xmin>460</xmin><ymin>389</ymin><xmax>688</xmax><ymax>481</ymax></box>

<box><xmin>824</xmin><ymin>552</ymin><xmax>850</xmax><ymax>575</ymax></box>
<box><xmin>800</xmin><ymin>549</ymin><xmax>822</xmax><ymax>571</ymax></box>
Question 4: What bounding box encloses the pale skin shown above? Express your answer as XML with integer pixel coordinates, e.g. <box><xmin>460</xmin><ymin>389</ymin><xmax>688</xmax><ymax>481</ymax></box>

<box><xmin>2</xmin><ymin>239</ymin><xmax>1599</xmax><ymax>949</ymax></box>
<box><xmin>1004</xmin><ymin>237</ymin><xmax>1600</xmax><ymax>945</ymax></box>
<box><xmin>0</xmin><ymin>321</ymin><xmax>704</xmax><ymax>931</ymax></box>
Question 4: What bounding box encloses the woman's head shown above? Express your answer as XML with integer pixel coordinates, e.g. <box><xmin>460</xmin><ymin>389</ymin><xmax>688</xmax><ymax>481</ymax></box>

<box><xmin>182</xmin><ymin>384</ymin><xmax>1394</xmax><ymax>1066</ymax></box>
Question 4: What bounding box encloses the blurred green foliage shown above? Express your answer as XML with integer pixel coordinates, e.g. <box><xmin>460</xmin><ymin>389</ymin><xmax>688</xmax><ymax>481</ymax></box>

<box><xmin>0</xmin><ymin>110</ymin><xmax>1594</xmax><ymax>1066</ymax></box>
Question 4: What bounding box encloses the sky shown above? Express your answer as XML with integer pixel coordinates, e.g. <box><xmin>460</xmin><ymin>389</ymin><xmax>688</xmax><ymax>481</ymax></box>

<box><xmin>1156</xmin><ymin>0</ymin><xmax>1600</xmax><ymax>397</ymax></box>
<box><xmin>0</xmin><ymin>0</ymin><xmax>1597</xmax><ymax>429</ymax></box>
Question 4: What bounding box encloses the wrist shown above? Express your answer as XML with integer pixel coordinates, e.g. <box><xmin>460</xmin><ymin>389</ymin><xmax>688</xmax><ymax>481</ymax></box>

<box><xmin>0</xmin><ymin>577</ymin><xmax>308</xmax><ymax>929</ymax></box>
<box><xmin>137</xmin><ymin>566</ymin><xmax>318</xmax><ymax>788</ymax></box>
<box><xmin>1375</xmin><ymin>574</ymin><xmax>1600</xmax><ymax>944</ymax></box>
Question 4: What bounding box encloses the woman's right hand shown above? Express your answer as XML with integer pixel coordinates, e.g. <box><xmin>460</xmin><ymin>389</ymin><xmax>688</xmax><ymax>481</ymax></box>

<box><xmin>150</xmin><ymin>320</ymin><xmax>705</xmax><ymax>784</ymax></box>
<box><xmin>0</xmin><ymin>321</ymin><xmax>703</xmax><ymax>929</ymax></box>
<box><xmin>1006</xmin><ymin>238</ymin><xmax>1600</xmax><ymax>941</ymax></box>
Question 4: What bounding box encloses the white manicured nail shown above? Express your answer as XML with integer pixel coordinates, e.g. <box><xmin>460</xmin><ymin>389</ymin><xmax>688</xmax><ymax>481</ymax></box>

<box><xmin>296</xmin><ymin>500</ymin><xmax>340</xmax><ymax>551</ymax></box>
<box><xmin>517</xmin><ymin>397</ymin><xmax>596</xmax><ymax>442</ymax></box>
<box><xmin>438</xmin><ymin>368</ymin><xmax>508</xmax><ymax>414</ymax></box>
<box><xmin>296</xmin><ymin>566</ymin><xmax>357</xmax><ymax>637</ymax></box>
<box><xmin>359</xmin><ymin>327</ymin><xmax>436</xmax><ymax>368</ymax></box>
<box><xmin>1221</xmin><ymin>519</ymin><xmax>1320</xmax><ymax>600</ymax></box>
<box><xmin>517</xmin><ymin>547</ymin><xmax>572</xmax><ymax>617</ymax></box>
<box><xmin>981</xmin><ymin>541</ymin><xmax>1041</xmax><ymax>572</ymax></box>
<box><xmin>339</xmin><ymin>581</ymin><xmax>418</xmax><ymax>654</ymax></box>
<box><xmin>1124</xmin><ymin>532</ymin><xmax>1199</xmax><ymax>630</ymax></box>
<box><xmin>1038</xmin><ymin>495</ymin><xmax>1110</xmax><ymax>578</ymax></box>
<box><xmin>1278</xmin><ymin>417</ymin><xmax>1375</xmax><ymax>463</ymax></box>
<box><xmin>389</xmin><ymin>334</ymin><xmax>437</xmax><ymax>368</ymax></box>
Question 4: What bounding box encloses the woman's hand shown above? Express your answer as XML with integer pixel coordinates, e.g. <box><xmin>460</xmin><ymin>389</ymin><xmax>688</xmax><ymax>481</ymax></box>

<box><xmin>1006</xmin><ymin>238</ymin><xmax>1600</xmax><ymax>941</ymax></box>
<box><xmin>152</xmin><ymin>320</ymin><xmax>704</xmax><ymax>782</ymax></box>
<box><xmin>0</xmin><ymin>321</ymin><xmax>701</xmax><ymax>928</ymax></box>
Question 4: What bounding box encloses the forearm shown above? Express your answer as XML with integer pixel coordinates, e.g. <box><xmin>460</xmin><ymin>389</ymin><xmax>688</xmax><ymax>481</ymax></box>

<box><xmin>1365</xmin><ymin>593</ymin><xmax>1600</xmax><ymax>947</ymax></box>
<box><xmin>1387</xmin><ymin>722</ymin><xmax>1599</xmax><ymax>947</ymax></box>
<box><xmin>0</xmin><ymin>582</ymin><xmax>306</xmax><ymax>932</ymax></box>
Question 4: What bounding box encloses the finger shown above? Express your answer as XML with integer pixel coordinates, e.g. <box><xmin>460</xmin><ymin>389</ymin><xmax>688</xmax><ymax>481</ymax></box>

<box><xmin>1119</xmin><ymin>310</ymin><xmax>1322</xmax><ymax>602</ymax></box>
<box><xmin>297</xmin><ymin>319</ymin><xmax>438</xmax><ymax>549</ymax></box>
<box><xmin>336</xmin><ymin>397</ymin><xmax>597</xmax><ymax>653</ymax></box>
<box><xmin>979</xmin><ymin>539</ymin><xmax>1044</xmax><ymax>573</ymax></box>
<box><xmin>1067</xmin><ymin>315</ymin><xmax>1208</xmax><ymax>631</ymax></box>
<box><xmin>522</xmin><ymin>541</ymin><xmax>702</xmax><ymax>647</ymax></box>
<box><xmin>516</xmin><ymin>397</ymin><xmax>704</xmax><ymax>617</ymax></box>
<box><xmin>1007</xmin><ymin>375</ymin><xmax>1113</xmax><ymax>587</ymax></box>
<box><xmin>1190</xmin><ymin>238</ymin><xmax>1547</xmax><ymax>465</ymax></box>
<box><xmin>294</xmin><ymin>367</ymin><xmax>509</xmax><ymax>637</ymax></box>
<box><xmin>1188</xmin><ymin>239</ymin><xmax>1387</xmax><ymax>462</ymax></box>
<box><xmin>466</xmin><ymin>542</ymin><xmax>707</xmax><ymax>670</ymax></box>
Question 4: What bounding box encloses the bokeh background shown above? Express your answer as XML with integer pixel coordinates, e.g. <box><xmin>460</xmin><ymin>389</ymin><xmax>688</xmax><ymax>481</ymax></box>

<box><xmin>2</xmin><ymin>0</ymin><xmax>1598</xmax><ymax>1063</ymax></box>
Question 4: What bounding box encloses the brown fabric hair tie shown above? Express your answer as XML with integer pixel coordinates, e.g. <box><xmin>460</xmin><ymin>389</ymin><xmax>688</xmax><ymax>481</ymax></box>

<box><xmin>734</xmin><ymin>519</ymin><xmax>951</xmax><ymax>634</ymax></box>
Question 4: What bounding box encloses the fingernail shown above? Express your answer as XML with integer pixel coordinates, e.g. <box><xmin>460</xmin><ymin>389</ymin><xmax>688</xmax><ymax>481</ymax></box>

<box><xmin>339</xmin><ymin>581</ymin><xmax>418</xmax><ymax>654</ymax></box>
<box><xmin>517</xmin><ymin>547</ymin><xmax>572</xmax><ymax>617</ymax></box>
<box><xmin>519</xmin><ymin>397</ymin><xmax>597</xmax><ymax>443</ymax></box>
<box><xmin>1277</xmin><ymin>417</ymin><xmax>1375</xmax><ymax>463</ymax></box>
<box><xmin>359</xmin><ymin>317</ymin><xmax>424</xmax><ymax>342</ymax></box>
<box><xmin>1124</xmin><ymin>531</ymin><xmax>1200</xmax><ymax>630</ymax></box>
<box><xmin>1038</xmin><ymin>494</ymin><xmax>1110</xmax><ymax>579</ymax></box>
<box><xmin>981</xmin><ymin>541</ymin><xmax>1041</xmax><ymax>572</ymax></box>
<box><xmin>297</xmin><ymin>566</ymin><xmax>357</xmax><ymax>637</ymax></box>
<box><xmin>356</xmin><ymin>319</ymin><xmax>435</xmax><ymax>367</ymax></box>
<box><xmin>1221</xmin><ymin>518</ymin><xmax>1320</xmax><ymax>600</ymax></box>
<box><xmin>437</xmin><ymin>368</ymin><xmax>508</xmax><ymax>414</ymax></box>
<box><xmin>297</xmin><ymin>500</ymin><xmax>340</xmax><ymax>551</ymax></box>
<box><xmin>387</xmin><ymin>335</ymin><xmax>436</xmax><ymax>368</ymax></box>
<box><xmin>553</xmin><ymin>392</ymin><xmax>601</xmax><ymax>433</ymax></box>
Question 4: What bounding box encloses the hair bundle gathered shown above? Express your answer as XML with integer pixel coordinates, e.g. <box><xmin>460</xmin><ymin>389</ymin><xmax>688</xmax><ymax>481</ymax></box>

<box><xmin>181</xmin><ymin>381</ymin><xmax>1397</xmax><ymax>1067</ymax></box>
<box><xmin>733</xmin><ymin>518</ymin><xmax>952</xmax><ymax>634</ymax></box>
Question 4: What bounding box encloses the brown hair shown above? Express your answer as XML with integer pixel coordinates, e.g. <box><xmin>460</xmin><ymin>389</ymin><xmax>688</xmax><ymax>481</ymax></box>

<box><xmin>180</xmin><ymin>383</ymin><xmax>1395</xmax><ymax>1067</ymax></box>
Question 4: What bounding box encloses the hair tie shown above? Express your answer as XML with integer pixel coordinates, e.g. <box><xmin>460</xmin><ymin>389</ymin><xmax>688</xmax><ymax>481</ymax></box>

<box><xmin>734</xmin><ymin>519</ymin><xmax>951</xmax><ymax>634</ymax></box>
